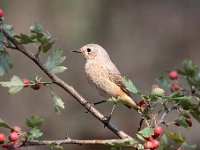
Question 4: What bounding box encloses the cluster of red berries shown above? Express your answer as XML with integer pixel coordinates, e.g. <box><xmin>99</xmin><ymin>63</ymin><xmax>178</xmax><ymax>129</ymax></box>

<box><xmin>22</xmin><ymin>78</ymin><xmax>41</xmax><ymax>90</ymax></box>
<box><xmin>144</xmin><ymin>126</ymin><xmax>162</xmax><ymax>149</ymax></box>
<box><xmin>168</xmin><ymin>71</ymin><xmax>180</xmax><ymax>92</ymax></box>
<box><xmin>0</xmin><ymin>126</ymin><xmax>21</xmax><ymax>148</ymax></box>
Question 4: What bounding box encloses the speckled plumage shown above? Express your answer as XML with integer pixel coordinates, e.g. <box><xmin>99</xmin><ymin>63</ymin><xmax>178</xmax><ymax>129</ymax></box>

<box><xmin>77</xmin><ymin>44</ymin><xmax>138</xmax><ymax>110</ymax></box>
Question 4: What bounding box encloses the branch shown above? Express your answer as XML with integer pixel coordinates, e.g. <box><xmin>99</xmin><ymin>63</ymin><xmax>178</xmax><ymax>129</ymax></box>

<box><xmin>1</xmin><ymin>28</ymin><xmax>139</xmax><ymax>144</ymax></box>
<box><xmin>14</xmin><ymin>138</ymin><xmax>138</xmax><ymax>148</ymax></box>
<box><xmin>156</xmin><ymin>102</ymin><xmax>180</xmax><ymax>126</ymax></box>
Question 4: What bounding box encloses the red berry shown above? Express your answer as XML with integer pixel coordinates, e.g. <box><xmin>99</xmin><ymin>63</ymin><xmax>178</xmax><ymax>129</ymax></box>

<box><xmin>31</xmin><ymin>83</ymin><xmax>41</xmax><ymax>90</ymax></box>
<box><xmin>171</xmin><ymin>83</ymin><xmax>180</xmax><ymax>92</ymax></box>
<box><xmin>144</xmin><ymin>141</ymin><xmax>153</xmax><ymax>149</ymax></box>
<box><xmin>0</xmin><ymin>133</ymin><xmax>6</xmax><ymax>143</ymax></box>
<box><xmin>12</xmin><ymin>126</ymin><xmax>21</xmax><ymax>132</ymax></box>
<box><xmin>138</xmin><ymin>100</ymin><xmax>148</xmax><ymax>109</ymax></box>
<box><xmin>169</xmin><ymin>71</ymin><xmax>178</xmax><ymax>80</ymax></box>
<box><xmin>151</xmin><ymin>139</ymin><xmax>160</xmax><ymax>148</ymax></box>
<box><xmin>9</xmin><ymin>132</ymin><xmax>19</xmax><ymax>141</ymax></box>
<box><xmin>22</xmin><ymin>78</ymin><xmax>30</xmax><ymax>87</ymax></box>
<box><xmin>186</xmin><ymin>118</ymin><xmax>192</xmax><ymax>127</ymax></box>
<box><xmin>145</xmin><ymin>135</ymin><xmax>153</xmax><ymax>141</ymax></box>
<box><xmin>2</xmin><ymin>41</ymin><xmax>8</xmax><ymax>47</ymax></box>
<box><xmin>153</xmin><ymin>126</ymin><xmax>162</xmax><ymax>138</ymax></box>
<box><xmin>0</xmin><ymin>9</ymin><xmax>3</xmax><ymax>17</ymax></box>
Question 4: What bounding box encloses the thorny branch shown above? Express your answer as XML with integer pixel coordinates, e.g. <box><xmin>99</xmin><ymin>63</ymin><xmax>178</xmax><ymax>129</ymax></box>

<box><xmin>156</xmin><ymin>102</ymin><xmax>180</xmax><ymax>126</ymax></box>
<box><xmin>14</xmin><ymin>138</ymin><xmax>138</xmax><ymax>148</ymax></box>
<box><xmin>1</xmin><ymin>28</ymin><xmax>142</xmax><ymax>148</ymax></box>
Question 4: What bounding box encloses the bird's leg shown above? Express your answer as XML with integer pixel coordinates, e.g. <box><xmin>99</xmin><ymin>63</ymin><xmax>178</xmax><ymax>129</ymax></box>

<box><xmin>103</xmin><ymin>103</ymin><xmax>117</xmax><ymax>127</ymax></box>
<box><xmin>85</xmin><ymin>100</ymin><xmax>107</xmax><ymax>113</ymax></box>
<box><xmin>94</xmin><ymin>100</ymin><xmax>107</xmax><ymax>105</ymax></box>
<box><xmin>108</xmin><ymin>103</ymin><xmax>117</xmax><ymax>121</ymax></box>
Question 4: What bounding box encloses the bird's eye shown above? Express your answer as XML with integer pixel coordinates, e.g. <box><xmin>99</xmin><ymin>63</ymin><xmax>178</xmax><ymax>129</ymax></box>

<box><xmin>87</xmin><ymin>48</ymin><xmax>91</xmax><ymax>53</ymax></box>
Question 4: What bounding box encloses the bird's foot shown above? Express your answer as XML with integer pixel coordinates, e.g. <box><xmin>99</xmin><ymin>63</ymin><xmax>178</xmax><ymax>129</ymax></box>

<box><xmin>85</xmin><ymin>102</ymin><xmax>94</xmax><ymax>113</ymax></box>
<box><xmin>102</xmin><ymin>115</ymin><xmax>111</xmax><ymax>127</ymax></box>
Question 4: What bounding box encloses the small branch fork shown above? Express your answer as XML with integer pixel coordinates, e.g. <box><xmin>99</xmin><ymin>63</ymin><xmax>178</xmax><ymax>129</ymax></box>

<box><xmin>156</xmin><ymin>102</ymin><xmax>180</xmax><ymax>126</ymax></box>
<box><xmin>0</xmin><ymin>28</ymin><xmax>142</xmax><ymax>148</ymax></box>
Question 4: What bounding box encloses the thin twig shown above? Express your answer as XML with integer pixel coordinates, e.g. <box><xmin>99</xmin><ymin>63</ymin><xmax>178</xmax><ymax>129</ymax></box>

<box><xmin>137</xmin><ymin>118</ymin><xmax>144</xmax><ymax>132</ymax></box>
<box><xmin>156</xmin><ymin>102</ymin><xmax>180</xmax><ymax>126</ymax></box>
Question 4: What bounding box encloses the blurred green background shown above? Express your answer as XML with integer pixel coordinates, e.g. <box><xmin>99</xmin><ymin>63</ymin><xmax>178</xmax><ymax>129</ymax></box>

<box><xmin>0</xmin><ymin>0</ymin><xmax>200</xmax><ymax>149</ymax></box>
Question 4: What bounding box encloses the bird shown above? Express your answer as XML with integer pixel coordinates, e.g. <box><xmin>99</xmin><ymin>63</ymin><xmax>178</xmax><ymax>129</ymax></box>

<box><xmin>73</xmin><ymin>44</ymin><xmax>138</xmax><ymax>114</ymax></box>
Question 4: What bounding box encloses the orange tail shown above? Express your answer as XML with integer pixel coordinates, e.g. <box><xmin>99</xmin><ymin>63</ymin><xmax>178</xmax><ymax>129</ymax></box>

<box><xmin>119</xmin><ymin>94</ymin><xmax>139</xmax><ymax>110</ymax></box>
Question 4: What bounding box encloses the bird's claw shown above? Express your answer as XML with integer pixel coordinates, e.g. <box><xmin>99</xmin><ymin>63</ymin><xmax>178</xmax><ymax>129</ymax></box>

<box><xmin>85</xmin><ymin>102</ymin><xmax>94</xmax><ymax>113</ymax></box>
<box><xmin>102</xmin><ymin>116</ymin><xmax>111</xmax><ymax>127</ymax></box>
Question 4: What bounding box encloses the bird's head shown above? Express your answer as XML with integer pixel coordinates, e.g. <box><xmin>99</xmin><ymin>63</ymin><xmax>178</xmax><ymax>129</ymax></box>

<box><xmin>73</xmin><ymin>44</ymin><xmax>110</xmax><ymax>61</ymax></box>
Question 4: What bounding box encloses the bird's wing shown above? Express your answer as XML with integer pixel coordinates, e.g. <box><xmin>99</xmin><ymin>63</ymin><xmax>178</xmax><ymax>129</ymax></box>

<box><xmin>103</xmin><ymin>61</ymin><xmax>131</xmax><ymax>96</ymax></box>
<box><xmin>109</xmin><ymin>73</ymin><xmax>131</xmax><ymax>97</ymax></box>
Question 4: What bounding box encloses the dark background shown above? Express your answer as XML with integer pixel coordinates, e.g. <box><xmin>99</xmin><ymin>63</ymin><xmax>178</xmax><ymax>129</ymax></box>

<box><xmin>0</xmin><ymin>0</ymin><xmax>200</xmax><ymax>149</ymax></box>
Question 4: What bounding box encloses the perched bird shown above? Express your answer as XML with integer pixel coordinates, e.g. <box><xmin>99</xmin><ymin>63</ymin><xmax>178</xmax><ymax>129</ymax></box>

<box><xmin>73</xmin><ymin>44</ymin><xmax>138</xmax><ymax>111</ymax></box>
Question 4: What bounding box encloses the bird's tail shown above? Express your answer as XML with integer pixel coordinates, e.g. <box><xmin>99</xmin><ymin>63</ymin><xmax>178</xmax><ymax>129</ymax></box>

<box><xmin>120</xmin><ymin>94</ymin><xmax>139</xmax><ymax>111</ymax></box>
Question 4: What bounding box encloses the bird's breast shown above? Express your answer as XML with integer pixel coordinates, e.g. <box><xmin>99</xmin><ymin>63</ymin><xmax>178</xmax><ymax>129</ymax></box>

<box><xmin>84</xmin><ymin>63</ymin><xmax>124</xmax><ymax>99</ymax></box>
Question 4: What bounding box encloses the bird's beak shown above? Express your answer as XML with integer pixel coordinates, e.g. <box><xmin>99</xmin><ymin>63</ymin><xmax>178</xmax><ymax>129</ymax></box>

<box><xmin>72</xmin><ymin>49</ymin><xmax>82</xmax><ymax>54</ymax></box>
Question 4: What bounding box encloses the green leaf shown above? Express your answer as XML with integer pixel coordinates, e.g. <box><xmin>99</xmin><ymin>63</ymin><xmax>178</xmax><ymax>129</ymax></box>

<box><xmin>179</xmin><ymin>98</ymin><xmax>194</xmax><ymax>110</ymax></box>
<box><xmin>166</xmin><ymin>130</ymin><xmax>184</xmax><ymax>144</ymax></box>
<box><xmin>15</xmin><ymin>33</ymin><xmax>35</xmax><ymax>44</ymax></box>
<box><xmin>0</xmin><ymin>50</ymin><xmax>13</xmax><ymax>76</ymax></box>
<box><xmin>0</xmin><ymin>75</ymin><xmax>24</xmax><ymax>94</ymax></box>
<box><xmin>171</xmin><ymin>96</ymin><xmax>192</xmax><ymax>101</ymax></box>
<box><xmin>26</xmin><ymin>115</ymin><xmax>43</xmax><ymax>129</ymax></box>
<box><xmin>175</xmin><ymin>115</ymin><xmax>189</xmax><ymax>128</ymax></box>
<box><xmin>52</xmin><ymin>91</ymin><xmax>65</xmax><ymax>115</ymax></box>
<box><xmin>190</xmin><ymin>110</ymin><xmax>200</xmax><ymax>123</ymax></box>
<box><xmin>176</xmin><ymin>69</ymin><xmax>186</xmax><ymax>75</ymax></box>
<box><xmin>156</xmin><ymin>76</ymin><xmax>170</xmax><ymax>88</ymax></box>
<box><xmin>178</xmin><ymin>98</ymin><xmax>200</xmax><ymax>123</ymax></box>
<box><xmin>123</xmin><ymin>77</ymin><xmax>138</xmax><ymax>94</ymax></box>
<box><xmin>108</xmin><ymin>97</ymin><xmax>118</xmax><ymax>102</ymax></box>
<box><xmin>169</xmin><ymin>91</ymin><xmax>182</xmax><ymax>98</ymax></box>
<box><xmin>3</xmin><ymin>24</ymin><xmax>13</xmax><ymax>31</ymax></box>
<box><xmin>29</xmin><ymin>128</ymin><xmax>43</xmax><ymax>138</ymax></box>
<box><xmin>30</xmin><ymin>23</ymin><xmax>44</xmax><ymax>34</ymax></box>
<box><xmin>42</xmin><ymin>40</ymin><xmax>55</xmax><ymax>53</ymax></box>
<box><xmin>0</xmin><ymin>118</ymin><xmax>12</xmax><ymax>129</ymax></box>
<box><xmin>159</xmin><ymin>134</ymin><xmax>168</xmax><ymax>150</ymax></box>
<box><xmin>136</xmin><ymin>133</ymin><xmax>145</xmax><ymax>142</ymax></box>
<box><xmin>45</xmin><ymin>48</ymin><xmax>67</xmax><ymax>74</ymax></box>
<box><xmin>0</xmin><ymin>32</ymin><xmax>7</xmax><ymax>42</ymax></box>
<box><xmin>182</xmin><ymin>142</ymin><xmax>197</xmax><ymax>149</ymax></box>
<box><xmin>183</xmin><ymin>59</ymin><xmax>196</xmax><ymax>76</ymax></box>
<box><xmin>138</xmin><ymin>127</ymin><xmax>154</xmax><ymax>138</ymax></box>
<box><xmin>51</xmin><ymin>66</ymin><xmax>67</xmax><ymax>74</ymax></box>
<box><xmin>0</xmin><ymin>42</ymin><xmax>4</xmax><ymax>51</ymax></box>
